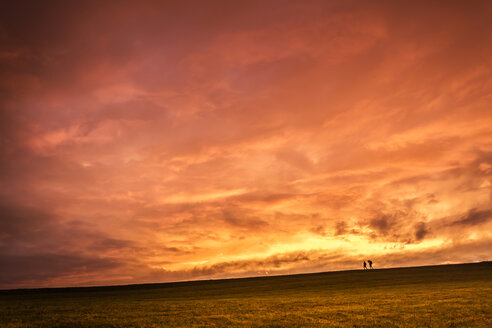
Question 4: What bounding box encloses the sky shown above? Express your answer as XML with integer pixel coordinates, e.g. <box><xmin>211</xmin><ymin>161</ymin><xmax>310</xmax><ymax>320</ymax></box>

<box><xmin>0</xmin><ymin>0</ymin><xmax>491</xmax><ymax>289</ymax></box>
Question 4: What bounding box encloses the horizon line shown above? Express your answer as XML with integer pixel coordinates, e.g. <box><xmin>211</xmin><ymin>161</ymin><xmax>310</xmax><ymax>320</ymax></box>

<box><xmin>2</xmin><ymin>260</ymin><xmax>490</xmax><ymax>293</ymax></box>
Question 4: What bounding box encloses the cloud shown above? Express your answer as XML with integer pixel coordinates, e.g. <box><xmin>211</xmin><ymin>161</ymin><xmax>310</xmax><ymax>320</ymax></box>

<box><xmin>221</xmin><ymin>208</ymin><xmax>269</xmax><ymax>230</ymax></box>
<box><xmin>0</xmin><ymin>253</ymin><xmax>123</xmax><ymax>288</ymax></box>
<box><xmin>1</xmin><ymin>0</ymin><xmax>492</xmax><ymax>288</ymax></box>
<box><xmin>452</xmin><ymin>208</ymin><xmax>492</xmax><ymax>226</ymax></box>
<box><xmin>369</xmin><ymin>214</ymin><xmax>394</xmax><ymax>235</ymax></box>
<box><xmin>414</xmin><ymin>222</ymin><xmax>429</xmax><ymax>241</ymax></box>
<box><xmin>0</xmin><ymin>200</ymin><xmax>139</xmax><ymax>288</ymax></box>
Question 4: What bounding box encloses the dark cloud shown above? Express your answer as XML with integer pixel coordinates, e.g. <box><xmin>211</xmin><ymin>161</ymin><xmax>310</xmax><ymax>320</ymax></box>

<box><xmin>310</xmin><ymin>225</ymin><xmax>327</xmax><ymax>236</ymax></box>
<box><xmin>185</xmin><ymin>250</ymin><xmax>340</xmax><ymax>278</ymax></box>
<box><xmin>88</xmin><ymin>238</ymin><xmax>136</xmax><ymax>252</ymax></box>
<box><xmin>414</xmin><ymin>222</ymin><xmax>428</xmax><ymax>242</ymax></box>
<box><xmin>0</xmin><ymin>203</ymin><xmax>55</xmax><ymax>240</ymax></box>
<box><xmin>230</xmin><ymin>190</ymin><xmax>298</xmax><ymax>205</ymax></box>
<box><xmin>334</xmin><ymin>221</ymin><xmax>348</xmax><ymax>236</ymax></box>
<box><xmin>369</xmin><ymin>214</ymin><xmax>394</xmax><ymax>235</ymax></box>
<box><xmin>452</xmin><ymin>208</ymin><xmax>492</xmax><ymax>226</ymax></box>
<box><xmin>0</xmin><ymin>200</ymin><xmax>139</xmax><ymax>288</ymax></box>
<box><xmin>221</xmin><ymin>209</ymin><xmax>269</xmax><ymax>230</ymax></box>
<box><xmin>0</xmin><ymin>253</ymin><xmax>123</xmax><ymax>288</ymax></box>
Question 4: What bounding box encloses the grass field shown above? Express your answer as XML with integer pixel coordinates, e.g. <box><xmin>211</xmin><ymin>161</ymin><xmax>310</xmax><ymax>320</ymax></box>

<box><xmin>1</xmin><ymin>262</ymin><xmax>491</xmax><ymax>327</ymax></box>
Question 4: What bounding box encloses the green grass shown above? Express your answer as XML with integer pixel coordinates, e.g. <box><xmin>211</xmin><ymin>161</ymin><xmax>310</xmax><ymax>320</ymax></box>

<box><xmin>1</xmin><ymin>262</ymin><xmax>491</xmax><ymax>327</ymax></box>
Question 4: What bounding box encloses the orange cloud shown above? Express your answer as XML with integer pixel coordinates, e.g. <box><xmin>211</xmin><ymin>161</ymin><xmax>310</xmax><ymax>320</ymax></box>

<box><xmin>0</xmin><ymin>0</ymin><xmax>491</xmax><ymax>288</ymax></box>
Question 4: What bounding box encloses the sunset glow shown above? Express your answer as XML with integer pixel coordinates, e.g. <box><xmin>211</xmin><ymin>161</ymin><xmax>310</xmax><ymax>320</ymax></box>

<box><xmin>1</xmin><ymin>0</ymin><xmax>491</xmax><ymax>288</ymax></box>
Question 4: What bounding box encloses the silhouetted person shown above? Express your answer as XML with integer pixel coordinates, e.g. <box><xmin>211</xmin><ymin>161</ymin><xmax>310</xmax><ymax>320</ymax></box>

<box><xmin>363</xmin><ymin>261</ymin><xmax>367</xmax><ymax>270</ymax></box>
<box><xmin>368</xmin><ymin>260</ymin><xmax>373</xmax><ymax>269</ymax></box>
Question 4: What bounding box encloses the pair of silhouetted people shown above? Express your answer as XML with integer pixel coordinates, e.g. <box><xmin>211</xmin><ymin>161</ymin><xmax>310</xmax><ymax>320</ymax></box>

<box><xmin>363</xmin><ymin>260</ymin><xmax>373</xmax><ymax>269</ymax></box>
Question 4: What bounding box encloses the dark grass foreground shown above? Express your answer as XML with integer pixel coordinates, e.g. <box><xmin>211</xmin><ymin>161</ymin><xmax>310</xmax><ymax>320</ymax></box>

<box><xmin>1</xmin><ymin>262</ymin><xmax>491</xmax><ymax>327</ymax></box>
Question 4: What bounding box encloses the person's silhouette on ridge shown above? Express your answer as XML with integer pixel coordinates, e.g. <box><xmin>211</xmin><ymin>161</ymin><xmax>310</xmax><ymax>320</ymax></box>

<box><xmin>368</xmin><ymin>260</ymin><xmax>373</xmax><ymax>269</ymax></box>
<box><xmin>363</xmin><ymin>261</ymin><xmax>367</xmax><ymax>270</ymax></box>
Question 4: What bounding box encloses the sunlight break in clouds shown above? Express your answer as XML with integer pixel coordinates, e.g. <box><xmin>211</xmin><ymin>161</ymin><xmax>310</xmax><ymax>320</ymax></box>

<box><xmin>0</xmin><ymin>0</ymin><xmax>491</xmax><ymax>288</ymax></box>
